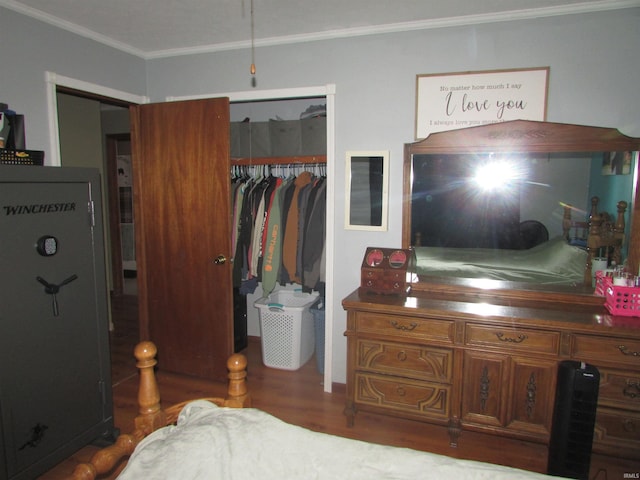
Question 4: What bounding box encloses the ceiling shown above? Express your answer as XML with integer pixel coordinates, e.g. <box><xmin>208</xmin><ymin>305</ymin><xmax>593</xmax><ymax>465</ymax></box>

<box><xmin>1</xmin><ymin>0</ymin><xmax>637</xmax><ymax>59</ymax></box>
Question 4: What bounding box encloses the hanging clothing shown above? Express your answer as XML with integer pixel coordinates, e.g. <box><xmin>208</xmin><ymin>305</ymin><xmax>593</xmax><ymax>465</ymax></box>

<box><xmin>261</xmin><ymin>176</ymin><xmax>292</xmax><ymax>296</ymax></box>
<box><xmin>295</xmin><ymin>179</ymin><xmax>316</xmax><ymax>281</ymax></box>
<box><xmin>282</xmin><ymin>171</ymin><xmax>313</xmax><ymax>284</ymax></box>
<box><xmin>302</xmin><ymin>178</ymin><xmax>326</xmax><ymax>292</ymax></box>
<box><xmin>230</xmin><ymin>167</ymin><xmax>326</xmax><ymax>297</ymax></box>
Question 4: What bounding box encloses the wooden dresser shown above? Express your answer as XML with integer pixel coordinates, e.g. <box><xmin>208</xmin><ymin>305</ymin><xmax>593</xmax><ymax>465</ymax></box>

<box><xmin>342</xmin><ymin>289</ymin><xmax>640</xmax><ymax>473</ymax></box>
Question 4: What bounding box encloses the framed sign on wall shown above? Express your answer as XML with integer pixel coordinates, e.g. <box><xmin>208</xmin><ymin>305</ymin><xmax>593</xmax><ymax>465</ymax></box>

<box><xmin>415</xmin><ymin>67</ymin><xmax>549</xmax><ymax>139</ymax></box>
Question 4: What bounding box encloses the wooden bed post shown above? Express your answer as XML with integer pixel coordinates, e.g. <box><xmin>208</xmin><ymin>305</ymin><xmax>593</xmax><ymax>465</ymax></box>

<box><xmin>562</xmin><ymin>204</ymin><xmax>571</xmax><ymax>240</ymax></box>
<box><xmin>585</xmin><ymin>214</ymin><xmax>602</xmax><ymax>285</ymax></box>
<box><xmin>134</xmin><ymin>341</ymin><xmax>166</xmax><ymax>434</ymax></box>
<box><xmin>225</xmin><ymin>353</ymin><xmax>252</xmax><ymax>407</ymax></box>
<box><xmin>71</xmin><ymin>342</ymin><xmax>250</xmax><ymax>479</ymax></box>
<box><xmin>614</xmin><ymin>201</ymin><xmax>628</xmax><ymax>266</ymax></box>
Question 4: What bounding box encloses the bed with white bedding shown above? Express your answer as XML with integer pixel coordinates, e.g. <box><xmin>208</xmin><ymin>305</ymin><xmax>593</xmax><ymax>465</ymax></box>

<box><xmin>72</xmin><ymin>342</ymin><xmax>566</xmax><ymax>480</ymax></box>
<box><xmin>117</xmin><ymin>400</ymin><xmax>565</xmax><ymax>480</ymax></box>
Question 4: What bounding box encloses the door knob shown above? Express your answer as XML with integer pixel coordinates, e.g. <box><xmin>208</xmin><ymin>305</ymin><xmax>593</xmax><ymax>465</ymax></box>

<box><xmin>213</xmin><ymin>255</ymin><xmax>227</xmax><ymax>265</ymax></box>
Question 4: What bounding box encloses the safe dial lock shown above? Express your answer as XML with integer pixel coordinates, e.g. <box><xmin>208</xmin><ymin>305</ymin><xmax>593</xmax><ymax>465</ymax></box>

<box><xmin>36</xmin><ymin>236</ymin><xmax>59</xmax><ymax>257</ymax></box>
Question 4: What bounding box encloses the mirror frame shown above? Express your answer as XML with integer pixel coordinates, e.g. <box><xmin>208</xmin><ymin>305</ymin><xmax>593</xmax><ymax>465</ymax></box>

<box><xmin>402</xmin><ymin>119</ymin><xmax>640</xmax><ymax>305</ymax></box>
<box><xmin>345</xmin><ymin>150</ymin><xmax>390</xmax><ymax>231</ymax></box>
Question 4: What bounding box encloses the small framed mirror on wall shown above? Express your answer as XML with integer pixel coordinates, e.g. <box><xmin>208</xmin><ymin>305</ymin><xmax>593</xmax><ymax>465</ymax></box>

<box><xmin>345</xmin><ymin>151</ymin><xmax>389</xmax><ymax>231</ymax></box>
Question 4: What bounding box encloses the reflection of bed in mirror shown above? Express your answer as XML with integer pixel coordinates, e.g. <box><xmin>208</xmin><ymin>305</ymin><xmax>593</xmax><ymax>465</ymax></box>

<box><xmin>413</xmin><ymin>197</ymin><xmax>627</xmax><ymax>285</ymax></box>
<box><xmin>403</xmin><ymin>120</ymin><xmax>640</xmax><ymax>293</ymax></box>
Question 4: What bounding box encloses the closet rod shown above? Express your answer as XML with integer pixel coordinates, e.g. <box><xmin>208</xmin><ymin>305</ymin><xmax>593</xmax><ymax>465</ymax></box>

<box><xmin>231</xmin><ymin>155</ymin><xmax>326</xmax><ymax>166</ymax></box>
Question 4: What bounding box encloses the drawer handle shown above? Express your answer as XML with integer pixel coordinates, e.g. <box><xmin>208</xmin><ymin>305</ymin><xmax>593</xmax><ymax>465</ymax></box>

<box><xmin>618</xmin><ymin>345</ymin><xmax>640</xmax><ymax>357</ymax></box>
<box><xmin>390</xmin><ymin>320</ymin><xmax>417</xmax><ymax>331</ymax></box>
<box><xmin>623</xmin><ymin>381</ymin><xmax>640</xmax><ymax>399</ymax></box>
<box><xmin>396</xmin><ymin>386</ymin><xmax>406</xmax><ymax>397</ymax></box>
<box><xmin>623</xmin><ymin>418</ymin><xmax>636</xmax><ymax>433</ymax></box>
<box><xmin>526</xmin><ymin>373</ymin><xmax>537</xmax><ymax>419</ymax></box>
<box><xmin>495</xmin><ymin>332</ymin><xmax>528</xmax><ymax>343</ymax></box>
<box><xmin>479</xmin><ymin>366</ymin><xmax>490</xmax><ymax>413</ymax></box>
<box><xmin>397</xmin><ymin>351</ymin><xmax>407</xmax><ymax>362</ymax></box>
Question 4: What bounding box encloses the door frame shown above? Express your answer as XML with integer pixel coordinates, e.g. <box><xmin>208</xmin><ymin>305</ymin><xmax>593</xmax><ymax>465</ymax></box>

<box><xmin>44</xmin><ymin>72</ymin><xmax>149</xmax><ymax>167</ymax></box>
<box><xmin>169</xmin><ymin>85</ymin><xmax>336</xmax><ymax>392</ymax></box>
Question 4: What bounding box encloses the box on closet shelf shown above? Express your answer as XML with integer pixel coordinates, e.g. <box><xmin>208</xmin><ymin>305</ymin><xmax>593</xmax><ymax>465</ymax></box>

<box><xmin>301</xmin><ymin>117</ymin><xmax>326</xmax><ymax>155</ymax></box>
<box><xmin>230</xmin><ymin>121</ymin><xmax>271</xmax><ymax>158</ymax></box>
<box><xmin>269</xmin><ymin>119</ymin><xmax>302</xmax><ymax>157</ymax></box>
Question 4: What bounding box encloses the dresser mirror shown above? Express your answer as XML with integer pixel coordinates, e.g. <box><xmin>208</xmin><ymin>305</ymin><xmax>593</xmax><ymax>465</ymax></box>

<box><xmin>402</xmin><ymin>120</ymin><xmax>640</xmax><ymax>302</ymax></box>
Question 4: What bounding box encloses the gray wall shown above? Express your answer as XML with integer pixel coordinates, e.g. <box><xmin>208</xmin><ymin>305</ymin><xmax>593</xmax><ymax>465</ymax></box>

<box><xmin>2</xmin><ymin>6</ymin><xmax>639</xmax><ymax>384</ymax></box>
<box><xmin>0</xmin><ymin>7</ymin><xmax>145</xmax><ymax>153</ymax></box>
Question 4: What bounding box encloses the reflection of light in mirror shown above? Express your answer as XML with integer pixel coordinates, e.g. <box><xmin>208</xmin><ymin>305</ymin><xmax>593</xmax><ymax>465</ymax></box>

<box><xmin>473</xmin><ymin>159</ymin><xmax>521</xmax><ymax>192</ymax></box>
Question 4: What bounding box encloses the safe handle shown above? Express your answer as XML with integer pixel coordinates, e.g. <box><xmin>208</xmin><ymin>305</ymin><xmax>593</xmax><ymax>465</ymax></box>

<box><xmin>36</xmin><ymin>274</ymin><xmax>78</xmax><ymax>316</ymax></box>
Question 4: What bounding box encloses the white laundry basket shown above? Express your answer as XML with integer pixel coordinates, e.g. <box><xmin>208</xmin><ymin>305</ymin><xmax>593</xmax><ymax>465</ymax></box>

<box><xmin>254</xmin><ymin>289</ymin><xmax>319</xmax><ymax>370</ymax></box>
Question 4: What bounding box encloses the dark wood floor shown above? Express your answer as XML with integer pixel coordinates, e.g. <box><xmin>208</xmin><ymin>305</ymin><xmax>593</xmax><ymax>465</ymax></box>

<box><xmin>39</xmin><ymin>294</ymin><xmax>634</xmax><ymax>479</ymax></box>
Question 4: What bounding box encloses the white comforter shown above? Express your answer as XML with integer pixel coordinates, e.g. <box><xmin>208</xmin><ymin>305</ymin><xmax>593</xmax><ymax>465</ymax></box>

<box><xmin>118</xmin><ymin>400</ymin><xmax>563</xmax><ymax>480</ymax></box>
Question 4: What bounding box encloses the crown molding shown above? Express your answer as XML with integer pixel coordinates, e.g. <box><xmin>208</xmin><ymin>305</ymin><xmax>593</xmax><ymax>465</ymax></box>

<box><xmin>0</xmin><ymin>0</ymin><xmax>147</xmax><ymax>57</ymax></box>
<box><xmin>2</xmin><ymin>0</ymin><xmax>639</xmax><ymax>60</ymax></box>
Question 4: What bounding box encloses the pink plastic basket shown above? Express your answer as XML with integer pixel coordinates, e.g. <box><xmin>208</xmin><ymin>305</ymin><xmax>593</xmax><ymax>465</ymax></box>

<box><xmin>604</xmin><ymin>280</ymin><xmax>640</xmax><ymax>317</ymax></box>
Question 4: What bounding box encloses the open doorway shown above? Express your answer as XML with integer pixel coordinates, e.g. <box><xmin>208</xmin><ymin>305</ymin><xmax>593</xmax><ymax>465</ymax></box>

<box><xmin>106</xmin><ymin>133</ymin><xmax>135</xmax><ymax>296</ymax></box>
<box><xmin>56</xmin><ymin>91</ymin><xmax>134</xmax><ymax>300</ymax></box>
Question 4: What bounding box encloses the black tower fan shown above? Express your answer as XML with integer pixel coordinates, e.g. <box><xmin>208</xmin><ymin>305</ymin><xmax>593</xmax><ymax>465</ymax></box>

<box><xmin>547</xmin><ymin>360</ymin><xmax>600</xmax><ymax>479</ymax></box>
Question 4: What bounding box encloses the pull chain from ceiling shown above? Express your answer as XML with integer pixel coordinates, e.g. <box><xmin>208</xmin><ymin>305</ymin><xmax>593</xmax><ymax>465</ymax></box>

<box><xmin>250</xmin><ymin>0</ymin><xmax>256</xmax><ymax>76</ymax></box>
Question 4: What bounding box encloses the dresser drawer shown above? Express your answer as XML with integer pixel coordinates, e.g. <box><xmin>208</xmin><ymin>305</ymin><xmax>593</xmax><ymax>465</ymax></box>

<box><xmin>598</xmin><ymin>368</ymin><xmax>640</xmax><ymax>411</ymax></box>
<box><xmin>573</xmin><ymin>335</ymin><xmax>640</xmax><ymax>367</ymax></box>
<box><xmin>354</xmin><ymin>372</ymin><xmax>451</xmax><ymax>419</ymax></box>
<box><xmin>361</xmin><ymin>270</ymin><xmax>409</xmax><ymax>294</ymax></box>
<box><xmin>355</xmin><ymin>339</ymin><xmax>453</xmax><ymax>382</ymax></box>
<box><xmin>361</xmin><ymin>268</ymin><xmax>383</xmax><ymax>281</ymax></box>
<box><xmin>355</xmin><ymin>312</ymin><xmax>454</xmax><ymax>344</ymax></box>
<box><xmin>384</xmin><ymin>270</ymin><xmax>406</xmax><ymax>281</ymax></box>
<box><xmin>594</xmin><ymin>407</ymin><xmax>640</xmax><ymax>452</ymax></box>
<box><xmin>465</xmin><ymin>323</ymin><xmax>560</xmax><ymax>355</ymax></box>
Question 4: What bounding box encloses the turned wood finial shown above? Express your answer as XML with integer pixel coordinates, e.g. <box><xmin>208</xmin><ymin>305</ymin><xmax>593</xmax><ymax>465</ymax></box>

<box><xmin>414</xmin><ymin>232</ymin><xmax>422</xmax><ymax>247</ymax></box>
<box><xmin>616</xmin><ymin>200</ymin><xmax>627</xmax><ymax>234</ymax></box>
<box><xmin>134</xmin><ymin>341</ymin><xmax>165</xmax><ymax>432</ymax></box>
<box><xmin>226</xmin><ymin>353</ymin><xmax>250</xmax><ymax>406</ymax></box>
<box><xmin>562</xmin><ymin>204</ymin><xmax>572</xmax><ymax>239</ymax></box>
<box><xmin>227</xmin><ymin>353</ymin><xmax>247</xmax><ymax>377</ymax></box>
<box><xmin>135</xmin><ymin>341</ymin><xmax>160</xmax><ymax>416</ymax></box>
<box><xmin>134</xmin><ymin>340</ymin><xmax>157</xmax><ymax>362</ymax></box>
<box><xmin>589</xmin><ymin>196</ymin><xmax>599</xmax><ymax>223</ymax></box>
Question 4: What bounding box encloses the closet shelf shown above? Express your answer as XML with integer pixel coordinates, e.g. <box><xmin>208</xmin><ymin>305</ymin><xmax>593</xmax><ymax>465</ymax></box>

<box><xmin>231</xmin><ymin>155</ymin><xmax>326</xmax><ymax>166</ymax></box>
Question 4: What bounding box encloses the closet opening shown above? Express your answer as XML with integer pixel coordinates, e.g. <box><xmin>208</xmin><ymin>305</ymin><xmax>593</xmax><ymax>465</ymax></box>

<box><xmin>229</xmin><ymin>98</ymin><xmax>328</xmax><ymax>381</ymax></box>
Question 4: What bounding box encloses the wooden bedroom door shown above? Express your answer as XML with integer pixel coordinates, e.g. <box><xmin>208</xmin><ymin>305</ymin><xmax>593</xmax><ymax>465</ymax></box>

<box><xmin>131</xmin><ymin>97</ymin><xmax>234</xmax><ymax>381</ymax></box>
